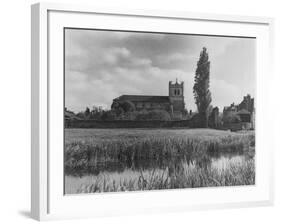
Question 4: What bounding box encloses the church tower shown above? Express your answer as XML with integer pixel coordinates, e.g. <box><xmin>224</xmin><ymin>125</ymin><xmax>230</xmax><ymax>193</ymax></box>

<box><xmin>169</xmin><ymin>79</ymin><xmax>185</xmax><ymax>119</ymax></box>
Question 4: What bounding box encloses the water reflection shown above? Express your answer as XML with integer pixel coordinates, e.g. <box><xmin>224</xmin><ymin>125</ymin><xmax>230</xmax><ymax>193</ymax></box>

<box><xmin>67</xmin><ymin>151</ymin><xmax>249</xmax><ymax>177</ymax></box>
<box><xmin>64</xmin><ymin>153</ymin><xmax>253</xmax><ymax>194</ymax></box>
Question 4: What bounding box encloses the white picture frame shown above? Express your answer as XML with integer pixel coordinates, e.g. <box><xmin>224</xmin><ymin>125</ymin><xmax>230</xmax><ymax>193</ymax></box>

<box><xmin>31</xmin><ymin>2</ymin><xmax>275</xmax><ymax>221</ymax></box>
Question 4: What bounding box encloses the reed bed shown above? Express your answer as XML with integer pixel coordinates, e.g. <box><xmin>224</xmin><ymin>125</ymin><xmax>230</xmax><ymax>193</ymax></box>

<box><xmin>65</xmin><ymin>131</ymin><xmax>255</xmax><ymax>176</ymax></box>
<box><xmin>75</xmin><ymin>158</ymin><xmax>255</xmax><ymax>193</ymax></box>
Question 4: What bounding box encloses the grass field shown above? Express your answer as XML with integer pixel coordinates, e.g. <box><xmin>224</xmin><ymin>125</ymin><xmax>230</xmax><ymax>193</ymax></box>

<box><xmin>65</xmin><ymin>128</ymin><xmax>254</xmax><ymax>144</ymax></box>
<box><xmin>64</xmin><ymin>128</ymin><xmax>255</xmax><ymax>194</ymax></box>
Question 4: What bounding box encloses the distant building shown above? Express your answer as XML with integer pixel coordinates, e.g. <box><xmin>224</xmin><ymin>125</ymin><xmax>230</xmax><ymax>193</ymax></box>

<box><xmin>238</xmin><ymin>94</ymin><xmax>255</xmax><ymax>114</ymax></box>
<box><xmin>112</xmin><ymin>80</ymin><xmax>185</xmax><ymax>120</ymax></box>
<box><xmin>223</xmin><ymin>94</ymin><xmax>255</xmax><ymax>130</ymax></box>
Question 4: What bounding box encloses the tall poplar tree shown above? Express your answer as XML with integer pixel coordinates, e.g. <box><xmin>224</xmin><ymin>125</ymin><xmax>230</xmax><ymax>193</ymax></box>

<box><xmin>193</xmin><ymin>47</ymin><xmax>212</xmax><ymax>127</ymax></box>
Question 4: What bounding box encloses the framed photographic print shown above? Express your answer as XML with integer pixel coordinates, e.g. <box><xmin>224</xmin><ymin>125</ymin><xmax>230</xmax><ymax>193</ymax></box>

<box><xmin>31</xmin><ymin>2</ymin><xmax>274</xmax><ymax>221</ymax></box>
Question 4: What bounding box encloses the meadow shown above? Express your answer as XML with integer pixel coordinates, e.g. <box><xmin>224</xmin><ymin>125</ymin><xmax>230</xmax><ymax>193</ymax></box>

<box><xmin>64</xmin><ymin>128</ymin><xmax>255</xmax><ymax>194</ymax></box>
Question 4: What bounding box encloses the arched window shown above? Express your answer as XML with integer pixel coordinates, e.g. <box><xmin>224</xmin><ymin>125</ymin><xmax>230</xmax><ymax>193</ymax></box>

<box><xmin>174</xmin><ymin>89</ymin><xmax>177</xmax><ymax>95</ymax></box>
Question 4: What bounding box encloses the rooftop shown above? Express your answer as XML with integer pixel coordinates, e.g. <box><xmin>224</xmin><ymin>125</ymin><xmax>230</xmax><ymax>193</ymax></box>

<box><xmin>114</xmin><ymin>95</ymin><xmax>170</xmax><ymax>103</ymax></box>
<box><xmin>237</xmin><ymin>109</ymin><xmax>251</xmax><ymax>115</ymax></box>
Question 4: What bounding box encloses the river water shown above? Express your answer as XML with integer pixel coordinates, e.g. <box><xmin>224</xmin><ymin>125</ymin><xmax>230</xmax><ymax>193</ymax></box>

<box><xmin>65</xmin><ymin>152</ymin><xmax>251</xmax><ymax>194</ymax></box>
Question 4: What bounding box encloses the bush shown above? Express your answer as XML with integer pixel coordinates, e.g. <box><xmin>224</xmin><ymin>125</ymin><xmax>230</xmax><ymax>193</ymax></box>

<box><xmin>101</xmin><ymin>111</ymin><xmax>118</xmax><ymax>121</ymax></box>
<box><xmin>223</xmin><ymin>112</ymin><xmax>241</xmax><ymax>124</ymax></box>
<box><xmin>118</xmin><ymin>111</ymin><xmax>138</xmax><ymax>120</ymax></box>
<box><xmin>135</xmin><ymin>110</ymin><xmax>171</xmax><ymax>121</ymax></box>
<box><xmin>189</xmin><ymin>113</ymin><xmax>204</xmax><ymax>128</ymax></box>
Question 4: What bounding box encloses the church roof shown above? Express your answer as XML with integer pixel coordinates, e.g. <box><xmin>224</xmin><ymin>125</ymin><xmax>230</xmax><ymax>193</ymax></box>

<box><xmin>114</xmin><ymin>95</ymin><xmax>170</xmax><ymax>103</ymax></box>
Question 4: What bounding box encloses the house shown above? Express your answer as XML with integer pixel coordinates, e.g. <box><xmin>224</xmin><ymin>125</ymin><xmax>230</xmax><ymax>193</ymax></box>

<box><xmin>223</xmin><ymin>94</ymin><xmax>255</xmax><ymax>130</ymax></box>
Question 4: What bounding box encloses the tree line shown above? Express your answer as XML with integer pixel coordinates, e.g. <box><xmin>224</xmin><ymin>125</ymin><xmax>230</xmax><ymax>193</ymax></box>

<box><xmin>72</xmin><ymin>106</ymin><xmax>183</xmax><ymax>121</ymax></box>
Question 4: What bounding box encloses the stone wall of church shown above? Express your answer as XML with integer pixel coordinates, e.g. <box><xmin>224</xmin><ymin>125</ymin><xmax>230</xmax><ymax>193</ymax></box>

<box><xmin>171</xmin><ymin>99</ymin><xmax>185</xmax><ymax>112</ymax></box>
<box><xmin>133</xmin><ymin>101</ymin><xmax>171</xmax><ymax>111</ymax></box>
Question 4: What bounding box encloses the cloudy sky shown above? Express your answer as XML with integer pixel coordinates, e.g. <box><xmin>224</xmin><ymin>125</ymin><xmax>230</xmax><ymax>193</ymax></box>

<box><xmin>65</xmin><ymin>28</ymin><xmax>256</xmax><ymax>113</ymax></box>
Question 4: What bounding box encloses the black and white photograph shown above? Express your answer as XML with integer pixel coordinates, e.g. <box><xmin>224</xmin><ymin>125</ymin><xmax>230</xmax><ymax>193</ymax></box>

<box><xmin>64</xmin><ymin>28</ymin><xmax>256</xmax><ymax>194</ymax></box>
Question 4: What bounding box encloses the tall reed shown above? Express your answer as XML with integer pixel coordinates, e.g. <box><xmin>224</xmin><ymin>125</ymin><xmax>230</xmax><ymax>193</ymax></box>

<box><xmin>65</xmin><ymin>133</ymin><xmax>255</xmax><ymax>176</ymax></box>
<box><xmin>76</xmin><ymin>158</ymin><xmax>255</xmax><ymax>193</ymax></box>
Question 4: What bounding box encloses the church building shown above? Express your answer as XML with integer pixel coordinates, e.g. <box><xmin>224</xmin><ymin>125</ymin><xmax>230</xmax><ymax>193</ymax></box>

<box><xmin>112</xmin><ymin>80</ymin><xmax>185</xmax><ymax>119</ymax></box>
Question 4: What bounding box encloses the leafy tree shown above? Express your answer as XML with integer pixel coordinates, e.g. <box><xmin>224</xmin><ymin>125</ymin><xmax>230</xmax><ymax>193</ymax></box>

<box><xmin>118</xmin><ymin>111</ymin><xmax>139</xmax><ymax>120</ymax></box>
<box><xmin>89</xmin><ymin>106</ymin><xmax>104</xmax><ymax>120</ymax></box>
<box><xmin>193</xmin><ymin>47</ymin><xmax>212</xmax><ymax>127</ymax></box>
<box><xmin>101</xmin><ymin>110</ymin><xmax>118</xmax><ymax>121</ymax></box>
<box><xmin>208</xmin><ymin>107</ymin><xmax>220</xmax><ymax>128</ymax></box>
<box><xmin>85</xmin><ymin>107</ymin><xmax>90</xmax><ymax>118</ymax></box>
<box><xmin>121</xmin><ymin>101</ymin><xmax>136</xmax><ymax>112</ymax></box>
<box><xmin>222</xmin><ymin>112</ymin><xmax>241</xmax><ymax>124</ymax></box>
<box><xmin>76</xmin><ymin>112</ymin><xmax>85</xmax><ymax>119</ymax></box>
<box><xmin>111</xmin><ymin>100</ymin><xmax>135</xmax><ymax>113</ymax></box>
